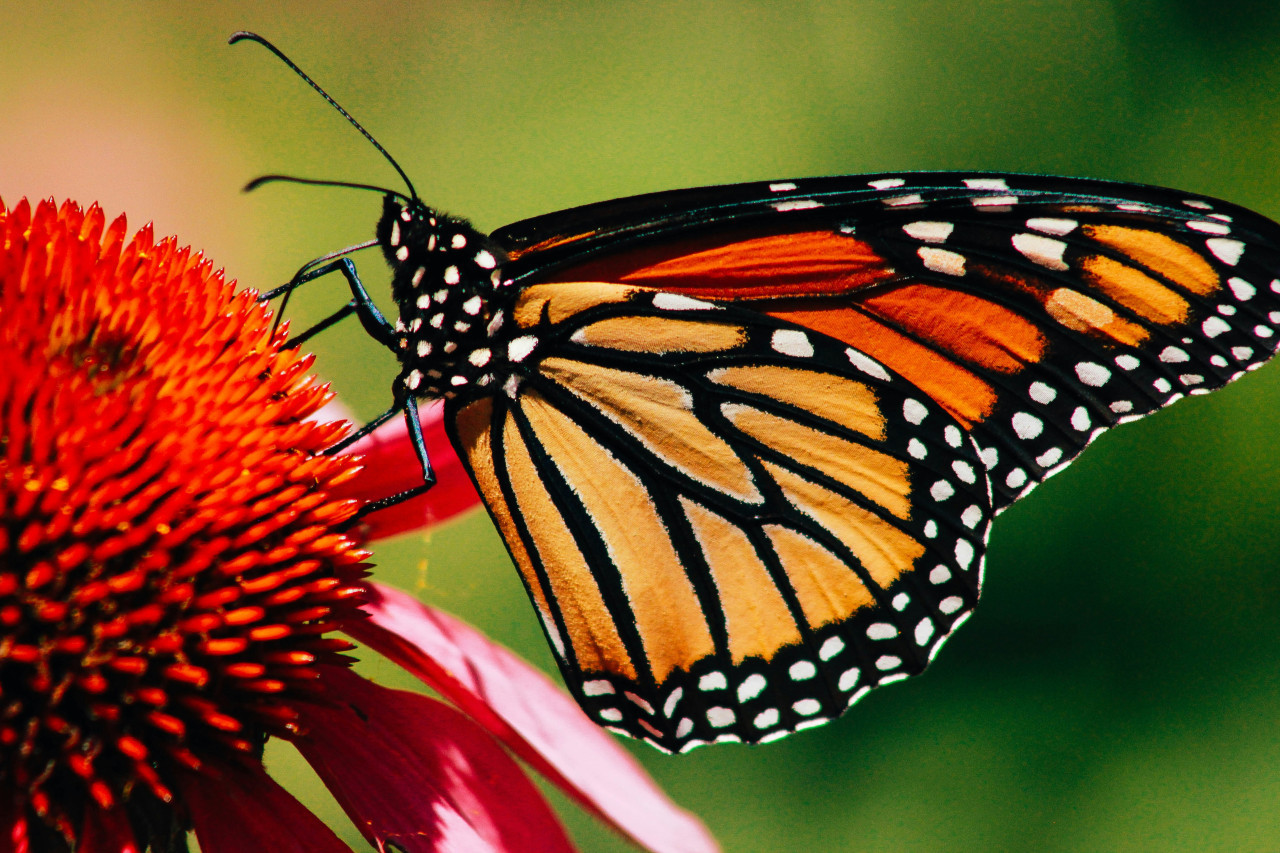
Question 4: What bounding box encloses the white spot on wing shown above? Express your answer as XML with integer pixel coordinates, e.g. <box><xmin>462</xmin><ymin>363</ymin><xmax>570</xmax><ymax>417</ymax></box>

<box><xmin>772</xmin><ymin>199</ymin><xmax>822</xmax><ymax>211</ymax></box>
<box><xmin>918</xmin><ymin>246</ymin><xmax>966</xmax><ymax>276</ymax></box>
<box><xmin>789</xmin><ymin>661</ymin><xmax>816</xmax><ymax>680</ymax></box>
<box><xmin>1207</xmin><ymin>238</ymin><xmax>1245</xmax><ymax>265</ymax></box>
<box><xmin>583</xmin><ymin>680</ymin><xmax>615</xmax><ymax>696</ymax></box>
<box><xmin>1012</xmin><ymin>411</ymin><xmax>1043</xmax><ymax>440</ymax></box>
<box><xmin>653</xmin><ymin>292</ymin><xmax>717</xmax><ymax>311</ymax></box>
<box><xmin>1027</xmin><ymin>218</ymin><xmax>1078</xmax><ymax>235</ymax></box>
<box><xmin>706</xmin><ymin>707</ymin><xmax>735</xmax><ymax>728</ymax></box>
<box><xmin>819</xmin><ymin>637</ymin><xmax>844</xmax><ymax>660</ymax></box>
<box><xmin>1188</xmin><ymin>220</ymin><xmax>1231</xmax><ymax>235</ymax></box>
<box><xmin>737</xmin><ymin>674</ymin><xmax>767</xmax><ymax>702</ymax></box>
<box><xmin>771</xmin><ymin>329</ymin><xmax>813</xmax><ymax>357</ymax></box>
<box><xmin>1012</xmin><ymin>233</ymin><xmax>1069</xmax><ymax>270</ymax></box>
<box><xmin>1202</xmin><ymin>316</ymin><xmax>1230</xmax><ymax>338</ymax></box>
<box><xmin>1229</xmin><ymin>277</ymin><xmax>1256</xmax><ymax>301</ymax></box>
<box><xmin>699</xmin><ymin>672</ymin><xmax>727</xmax><ymax>690</ymax></box>
<box><xmin>963</xmin><ymin>178</ymin><xmax>1010</xmax><ymax>190</ymax></box>
<box><xmin>768</xmin><ymin>182</ymin><xmax>797</xmax><ymax>191</ymax></box>
<box><xmin>903</xmin><ymin>221</ymin><xmax>954</xmax><ymax>243</ymax></box>
<box><xmin>847</xmin><ymin>348</ymin><xmax>890</xmax><ymax>381</ymax></box>
<box><xmin>868</xmin><ymin>178</ymin><xmax>905</xmax><ymax>189</ymax></box>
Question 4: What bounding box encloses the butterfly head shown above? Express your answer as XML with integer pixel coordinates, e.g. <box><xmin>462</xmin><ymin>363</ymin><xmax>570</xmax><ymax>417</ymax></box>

<box><xmin>377</xmin><ymin>194</ymin><xmax>511</xmax><ymax>400</ymax></box>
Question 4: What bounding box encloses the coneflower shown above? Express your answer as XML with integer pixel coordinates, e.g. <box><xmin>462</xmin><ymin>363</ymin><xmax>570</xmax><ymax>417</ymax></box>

<box><xmin>0</xmin><ymin>198</ymin><xmax>714</xmax><ymax>853</ymax></box>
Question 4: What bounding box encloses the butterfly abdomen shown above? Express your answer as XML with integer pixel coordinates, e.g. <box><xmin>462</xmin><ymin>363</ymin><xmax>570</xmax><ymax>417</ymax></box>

<box><xmin>378</xmin><ymin>194</ymin><xmax>512</xmax><ymax>399</ymax></box>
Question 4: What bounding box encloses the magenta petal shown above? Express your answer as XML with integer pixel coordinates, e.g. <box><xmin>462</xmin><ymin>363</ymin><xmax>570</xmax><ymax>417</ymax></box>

<box><xmin>331</xmin><ymin>399</ymin><xmax>482</xmax><ymax>539</ymax></box>
<box><xmin>346</xmin><ymin>582</ymin><xmax>719</xmax><ymax>853</ymax></box>
<box><xmin>297</xmin><ymin>665</ymin><xmax>575</xmax><ymax>853</ymax></box>
<box><xmin>181</xmin><ymin>763</ymin><xmax>353</xmax><ymax>853</ymax></box>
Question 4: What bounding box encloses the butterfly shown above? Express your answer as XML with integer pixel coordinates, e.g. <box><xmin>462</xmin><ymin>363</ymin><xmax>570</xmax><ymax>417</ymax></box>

<box><xmin>237</xmin><ymin>33</ymin><xmax>1280</xmax><ymax>753</ymax></box>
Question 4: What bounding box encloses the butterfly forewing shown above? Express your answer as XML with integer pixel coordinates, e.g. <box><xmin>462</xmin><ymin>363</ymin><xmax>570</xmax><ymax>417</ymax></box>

<box><xmin>494</xmin><ymin>174</ymin><xmax>1280</xmax><ymax>513</ymax></box>
<box><xmin>445</xmin><ymin>281</ymin><xmax>990</xmax><ymax>751</ymax></box>
<box><xmin>353</xmin><ymin>171</ymin><xmax>1280</xmax><ymax>750</ymax></box>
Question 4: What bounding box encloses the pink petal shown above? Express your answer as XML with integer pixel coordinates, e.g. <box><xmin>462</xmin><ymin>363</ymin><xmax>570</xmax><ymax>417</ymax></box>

<box><xmin>346</xmin><ymin>583</ymin><xmax>719</xmax><ymax>853</ymax></box>
<box><xmin>296</xmin><ymin>665</ymin><xmax>574</xmax><ymax>853</ymax></box>
<box><xmin>180</xmin><ymin>762</ymin><xmax>353</xmax><ymax>853</ymax></box>
<box><xmin>330</xmin><ymin>399</ymin><xmax>482</xmax><ymax>540</ymax></box>
<box><xmin>78</xmin><ymin>806</ymin><xmax>138</xmax><ymax>853</ymax></box>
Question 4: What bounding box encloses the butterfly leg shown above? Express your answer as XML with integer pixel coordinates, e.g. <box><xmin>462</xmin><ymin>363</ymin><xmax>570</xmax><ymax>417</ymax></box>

<box><xmin>327</xmin><ymin>394</ymin><xmax>437</xmax><ymax>521</ymax></box>
<box><xmin>265</xmin><ymin>257</ymin><xmax>395</xmax><ymax>346</ymax></box>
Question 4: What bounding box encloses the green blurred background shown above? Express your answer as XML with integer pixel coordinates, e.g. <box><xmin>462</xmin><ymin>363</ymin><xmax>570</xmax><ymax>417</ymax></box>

<box><xmin>6</xmin><ymin>2</ymin><xmax>1280</xmax><ymax>850</ymax></box>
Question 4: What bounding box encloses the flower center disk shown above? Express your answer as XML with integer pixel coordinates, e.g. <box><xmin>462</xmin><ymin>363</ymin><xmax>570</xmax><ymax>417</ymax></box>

<box><xmin>0</xmin><ymin>199</ymin><xmax>369</xmax><ymax>841</ymax></box>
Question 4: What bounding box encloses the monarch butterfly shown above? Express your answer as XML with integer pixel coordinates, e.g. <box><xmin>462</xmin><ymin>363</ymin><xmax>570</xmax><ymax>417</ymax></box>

<box><xmin>237</xmin><ymin>33</ymin><xmax>1280</xmax><ymax>753</ymax></box>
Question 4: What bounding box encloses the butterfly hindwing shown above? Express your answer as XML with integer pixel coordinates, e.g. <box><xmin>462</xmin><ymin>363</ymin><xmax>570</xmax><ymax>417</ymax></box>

<box><xmin>445</xmin><ymin>281</ymin><xmax>992</xmax><ymax>751</ymax></box>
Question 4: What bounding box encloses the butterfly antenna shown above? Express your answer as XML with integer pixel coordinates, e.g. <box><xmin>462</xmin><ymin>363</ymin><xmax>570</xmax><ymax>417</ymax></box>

<box><xmin>243</xmin><ymin>173</ymin><xmax>411</xmax><ymax>204</ymax></box>
<box><xmin>230</xmin><ymin>31</ymin><xmax>418</xmax><ymax>201</ymax></box>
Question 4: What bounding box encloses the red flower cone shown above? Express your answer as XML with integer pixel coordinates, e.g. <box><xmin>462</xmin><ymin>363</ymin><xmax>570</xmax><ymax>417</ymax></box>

<box><xmin>0</xmin><ymin>198</ymin><xmax>716</xmax><ymax>853</ymax></box>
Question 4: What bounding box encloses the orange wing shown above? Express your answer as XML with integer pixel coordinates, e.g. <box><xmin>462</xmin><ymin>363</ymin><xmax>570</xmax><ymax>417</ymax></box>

<box><xmin>445</xmin><ymin>281</ymin><xmax>990</xmax><ymax>751</ymax></box>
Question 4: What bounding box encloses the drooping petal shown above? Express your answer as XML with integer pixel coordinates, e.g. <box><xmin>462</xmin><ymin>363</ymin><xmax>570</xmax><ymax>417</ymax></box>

<box><xmin>180</xmin><ymin>762</ymin><xmax>353</xmax><ymax>853</ymax></box>
<box><xmin>330</xmin><ymin>400</ymin><xmax>482</xmax><ymax>540</ymax></box>
<box><xmin>347</xmin><ymin>583</ymin><xmax>719</xmax><ymax>853</ymax></box>
<box><xmin>296</xmin><ymin>665</ymin><xmax>575</xmax><ymax>853</ymax></box>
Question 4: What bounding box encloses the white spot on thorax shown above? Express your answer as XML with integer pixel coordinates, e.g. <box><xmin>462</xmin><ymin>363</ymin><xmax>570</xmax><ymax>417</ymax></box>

<box><xmin>389</xmin><ymin>220</ymin><xmax>401</xmax><ymax>247</ymax></box>
<box><xmin>508</xmin><ymin>335</ymin><xmax>539</xmax><ymax>362</ymax></box>
<box><xmin>451</xmin><ymin>233</ymin><xmax>467</xmax><ymax>249</ymax></box>
<box><xmin>475</xmin><ymin>250</ymin><xmax>497</xmax><ymax>269</ymax></box>
<box><xmin>395</xmin><ymin>246</ymin><xmax>409</xmax><ymax>262</ymax></box>
<box><xmin>443</xmin><ymin>266</ymin><xmax>461</xmax><ymax>285</ymax></box>
<box><xmin>462</xmin><ymin>295</ymin><xmax>483</xmax><ymax>315</ymax></box>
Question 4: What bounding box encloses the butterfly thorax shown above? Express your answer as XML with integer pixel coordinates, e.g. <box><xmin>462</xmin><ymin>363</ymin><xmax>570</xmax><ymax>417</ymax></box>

<box><xmin>377</xmin><ymin>194</ymin><xmax>511</xmax><ymax>400</ymax></box>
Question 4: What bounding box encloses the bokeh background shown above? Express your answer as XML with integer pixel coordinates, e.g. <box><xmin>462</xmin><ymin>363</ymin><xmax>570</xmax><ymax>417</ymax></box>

<box><xmin>6</xmin><ymin>2</ymin><xmax>1280</xmax><ymax>850</ymax></box>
